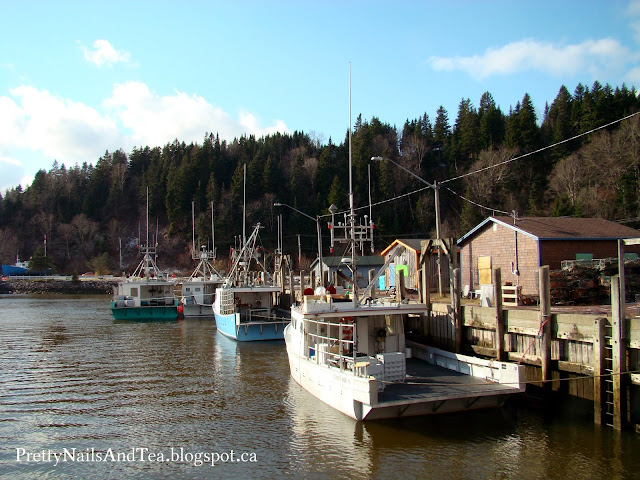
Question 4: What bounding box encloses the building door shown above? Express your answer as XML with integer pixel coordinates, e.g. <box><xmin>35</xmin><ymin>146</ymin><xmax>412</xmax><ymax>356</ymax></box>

<box><xmin>478</xmin><ymin>256</ymin><xmax>492</xmax><ymax>285</ymax></box>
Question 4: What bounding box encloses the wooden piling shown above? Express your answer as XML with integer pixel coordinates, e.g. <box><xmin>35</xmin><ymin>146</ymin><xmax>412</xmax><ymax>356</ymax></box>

<box><xmin>289</xmin><ymin>269</ymin><xmax>295</xmax><ymax>305</ymax></box>
<box><xmin>396</xmin><ymin>268</ymin><xmax>405</xmax><ymax>303</ymax></box>
<box><xmin>368</xmin><ymin>269</ymin><xmax>376</xmax><ymax>297</ymax></box>
<box><xmin>422</xmin><ymin>252</ymin><xmax>431</xmax><ymax>337</ymax></box>
<box><xmin>493</xmin><ymin>268</ymin><xmax>504</xmax><ymax>361</ymax></box>
<box><xmin>539</xmin><ymin>266</ymin><xmax>552</xmax><ymax>394</ymax></box>
<box><xmin>453</xmin><ymin>267</ymin><xmax>462</xmax><ymax>353</ymax></box>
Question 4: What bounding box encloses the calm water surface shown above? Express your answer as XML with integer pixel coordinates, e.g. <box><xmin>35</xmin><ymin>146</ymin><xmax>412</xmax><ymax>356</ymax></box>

<box><xmin>0</xmin><ymin>295</ymin><xmax>638</xmax><ymax>479</ymax></box>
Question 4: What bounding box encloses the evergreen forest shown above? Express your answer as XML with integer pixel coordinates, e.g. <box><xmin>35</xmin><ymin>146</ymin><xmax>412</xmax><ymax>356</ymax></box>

<box><xmin>2</xmin><ymin>81</ymin><xmax>640</xmax><ymax>275</ymax></box>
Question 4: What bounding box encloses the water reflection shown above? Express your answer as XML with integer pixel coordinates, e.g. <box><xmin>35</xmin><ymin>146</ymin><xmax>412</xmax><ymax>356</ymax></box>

<box><xmin>0</xmin><ymin>296</ymin><xmax>638</xmax><ymax>479</ymax></box>
<box><xmin>284</xmin><ymin>378</ymin><xmax>373</xmax><ymax>478</ymax></box>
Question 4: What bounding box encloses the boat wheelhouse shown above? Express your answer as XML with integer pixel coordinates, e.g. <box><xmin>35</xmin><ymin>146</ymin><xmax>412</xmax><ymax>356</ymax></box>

<box><xmin>212</xmin><ymin>222</ymin><xmax>289</xmax><ymax>341</ymax></box>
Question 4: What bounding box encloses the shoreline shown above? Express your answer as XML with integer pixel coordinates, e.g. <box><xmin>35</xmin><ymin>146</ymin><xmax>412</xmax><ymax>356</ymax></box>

<box><xmin>0</xmin><ymin>279</ymin><xmax>117</xmax><ymax>295</ymax></box>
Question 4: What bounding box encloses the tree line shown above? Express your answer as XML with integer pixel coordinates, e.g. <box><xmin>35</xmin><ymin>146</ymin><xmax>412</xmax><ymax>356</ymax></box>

<box><xmin>1</xmin><ymin>80</ymin><xmax>640</xmax><ymax>274</ymax></box>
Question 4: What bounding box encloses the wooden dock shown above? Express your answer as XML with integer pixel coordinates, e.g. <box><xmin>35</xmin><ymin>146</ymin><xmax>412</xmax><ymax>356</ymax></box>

<box><xmin>419</xmin><ymin>266</ymin><xmax>639</xmax><ymax>431</ymax></box>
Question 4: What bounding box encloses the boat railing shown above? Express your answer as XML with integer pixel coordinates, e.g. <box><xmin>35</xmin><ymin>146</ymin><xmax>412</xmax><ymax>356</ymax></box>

<box><xmin>112</xmin><ymin>295</ymin><xmax>176</xmax><ymax>307</ymax></box>
<box><xmin>304</xmin><ymin>317</ymin><xmax>356</xmax><ymax>374</ymax></box>
<box><xmin>241</xmin><ymin>308</ymin><xmax>289</xmax><ymax>324</ymax></box>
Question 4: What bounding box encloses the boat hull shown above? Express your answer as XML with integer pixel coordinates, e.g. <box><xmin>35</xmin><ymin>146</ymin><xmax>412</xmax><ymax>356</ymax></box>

<box><xmin>110</xmin><ymin>301</ymin><xmax>178</xmax><ymax>321</ymax></box>
<box><xmin>2</xmin><ymin>264</ymin><xmax>28</xmax><ymax>276</ymax></box>
<box><xmin>215</xmin><ymin>311</ymin><xmax>287</xmax><ymax>341</ymax></box>
<box><xmin>181</xmin><ymin>303</ymin><xmax>215</xmax><ymax>318</ymax></box>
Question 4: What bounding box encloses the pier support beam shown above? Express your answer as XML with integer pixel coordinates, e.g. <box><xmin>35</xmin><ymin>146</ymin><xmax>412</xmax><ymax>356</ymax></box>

<box><xmin>539</xmin><ymin>266</ymin><xmax>552</xmax><ymax>395</ymax></box>
<box><xmin>493</xmin><ymin>268</ymin><xmax>504</xmax><ymax>361</ymax></box>
<box><xmin>452</xmin><ymin>267</ymin><xmax>462</xmax><ymax>353</ymax></box>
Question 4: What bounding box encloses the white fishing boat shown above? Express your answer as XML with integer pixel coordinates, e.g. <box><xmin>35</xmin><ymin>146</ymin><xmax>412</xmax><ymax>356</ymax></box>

<box><xmin>110</xmin><ymin>189</ymin><xmax>178</xmax><ymax>321</ymax></box>
<box><xmin>179</xmin><ymin>202</ymin><xmax>224</xmax><ymax>318</ymax></box>
<box><xmin>284</xmin><ymin>292</ymin><xmax>525</xmax><ymax>420</ymax></box>
<box><xmin>283</xmin><ymin>64</ymin><xmax>524</xmax><ymax>420</ymax></box>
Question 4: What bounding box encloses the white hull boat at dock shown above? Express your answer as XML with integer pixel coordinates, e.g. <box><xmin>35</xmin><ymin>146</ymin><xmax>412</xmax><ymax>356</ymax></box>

<box><xmin>284</xmin><ymin>294</ymin><xmax>525</xmax><ymax>421</ymax></box>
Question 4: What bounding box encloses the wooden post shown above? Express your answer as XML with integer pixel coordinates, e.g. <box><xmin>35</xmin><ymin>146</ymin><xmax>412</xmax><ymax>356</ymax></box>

<box><xmin>539</xmin><ymin>266</ymin><xmax>552</xmax><ymax>394</ymax></box>
<box><xmin>611</xmin><ymin>275</ymin><xmax>626</xmax><ymax>430</ymax></box>
<box><xmin>368</xmin><ymin>269</ymin><xmax>376</xmax><ymax>297</ymax></box>
<box><xmin>423</xmin><ymin>252</ymin><xmax>431</xmax><ymax>337</ymax></box>
<box><xmin>618</xmin><ymin>240</ymin><xmax>626</xmax><ymax>336</ymax></box>
<box><xmin>311</xmin><ymin>271</ymin><xmax>316</xmax><ymax>292</ymax></box>
<box><xmin>593</xmin><ymin>317</ymin><xmax>605</xmax><ymax>425</ymax></box>
<box><xmin>493</xmin><ymin>268</ymin><xmax>504</xmax><ymax>361</ymax></box>
<box><xmin>289</xmin><ymin>269</ymin><xmax>295</xmax><ymax>305</ymax></box>
<box><xmin>396</xmin><ymin>269</ymin><xmax>405</xmax><ymax>303</ymax></box>
<box><xmin>453</xmin><ymin>267</ymin><xmax>462</xmax><ymax>353</ymax></box>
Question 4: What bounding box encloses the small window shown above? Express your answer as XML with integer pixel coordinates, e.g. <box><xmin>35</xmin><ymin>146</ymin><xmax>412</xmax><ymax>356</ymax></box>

<box><xmin>131</xmin><ymin>287</ymin><xmax>138</xmax><ymax>297</ymax></box>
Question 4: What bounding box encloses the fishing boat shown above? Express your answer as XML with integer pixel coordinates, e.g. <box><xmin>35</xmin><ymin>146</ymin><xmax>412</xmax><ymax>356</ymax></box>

<box><xmin>180</xmin><ymin>246</ymin><xmax>223</xmax><ymax>318</ymax></box>
<box><xmin>212</xmin><ymin>222</ymin><xmax>289</xmax><ymax>341</ymax></box>
<box><xmin>1</xmin><ymin>256</ymin><xmax>29</xmax><ymax>276</ymax></box>
<box><xmin>179</xmin><ymin>202</ymin><xmax>224</xmax><ymax>318</ymax></box>
<box><xmin>284</xmin><ymin>290</ymin><xmax>524</xmax><ymax>420</ymax></box>
<box><xmin>110</xmin><ymin>190</ymin><xmax>178</xmax><ymax>321</ymax></box>
<box><xmin>283</xmin><ymin>64</ymin><xmax>524</xmax><ymax>420</ymax></box>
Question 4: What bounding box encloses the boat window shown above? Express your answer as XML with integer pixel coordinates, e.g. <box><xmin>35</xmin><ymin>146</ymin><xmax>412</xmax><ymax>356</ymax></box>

<box><xmin>131</xmin><ymin>287</ymin><xmax>138</xmax><ymax>297</ymax></box>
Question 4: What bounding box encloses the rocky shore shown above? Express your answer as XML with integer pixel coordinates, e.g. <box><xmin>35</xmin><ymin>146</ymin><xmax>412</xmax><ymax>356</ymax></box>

<box><xmin>0</xmin><ymin>279</ymin><xmax>117</xmax><ymax>295</ymax></box>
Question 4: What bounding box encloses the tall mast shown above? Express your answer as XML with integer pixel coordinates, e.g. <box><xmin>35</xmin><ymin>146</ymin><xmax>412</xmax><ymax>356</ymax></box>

<box><xmin>348</xmin><ymin>62</ymin><xmax>358</xmax><ymax>305</ymax></box>
<box><xmin>192</xmin><ymin>201</ymin><xmax>196</xmax><ymax>255</ymax></box>
<box><xmin>243</xmin><ymin>163</ymin><xmax>247</xmax><ymax>251</ymax></box>
<box><xmin>211</xmin><ymin>200</ymin><xmax>216</xmax><ymax>258</ymax></box>
<box><xmin>146</xmin><ymin>187</ymin><xmax>149</xmax><ymax>249</ymax></box>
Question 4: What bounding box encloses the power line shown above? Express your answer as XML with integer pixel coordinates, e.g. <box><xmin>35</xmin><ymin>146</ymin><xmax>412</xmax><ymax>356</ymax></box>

<box><xmin>444</xmin><ymin>186</ymin><xmax>511</xmax><ymax>216</ymax></box>
<box><xmin>440</xmin><ymin>110</ymin><xmax>640</xmax><ymax>185</ymax></box>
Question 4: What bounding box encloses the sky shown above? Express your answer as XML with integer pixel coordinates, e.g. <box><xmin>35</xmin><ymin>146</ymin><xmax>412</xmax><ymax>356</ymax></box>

<box><xmin>2</xmin><ymin>0</ymin><xmax>640</xmax><ymax>194</ymax></box>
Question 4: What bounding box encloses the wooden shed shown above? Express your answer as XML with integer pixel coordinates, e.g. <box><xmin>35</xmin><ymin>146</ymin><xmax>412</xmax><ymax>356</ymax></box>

<box><xmin>457</xmin><ymin>216</ymin><xmax>640</xmax><ymax>297</ymax></box>
<box><xmin>381</xmin><ymin>239</ymin><xmax>451</xmax><ymax>292</ymax></box>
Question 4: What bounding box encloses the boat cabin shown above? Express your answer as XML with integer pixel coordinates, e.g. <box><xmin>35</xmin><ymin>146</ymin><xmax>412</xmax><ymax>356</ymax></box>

<box><xmin>114</xmin><ymin>281</ymin><xmax>175</xmax><ymax>307</ymax></box>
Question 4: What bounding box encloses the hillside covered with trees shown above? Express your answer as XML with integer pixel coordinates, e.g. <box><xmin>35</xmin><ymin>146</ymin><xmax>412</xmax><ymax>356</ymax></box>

<box><xmin>1</xmin><ymin>81</ymin><xmax>640</xmax><ymax>275</ymax></box>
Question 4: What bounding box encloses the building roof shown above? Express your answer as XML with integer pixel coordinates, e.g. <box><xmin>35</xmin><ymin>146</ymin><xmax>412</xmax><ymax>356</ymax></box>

<box><xmin>380</xmin><ymin>238</ymin><xmax>427</xmax><ymax>256</ymax></box>
<box><xmin>310</xmin><ymin>255</ymin><xmax>385</xmax><ymax>269</ymax></box>
<box><xmin>458</xmin><ymin>216</ymin><xmax>640</xmax><ymax>244</ymax></box>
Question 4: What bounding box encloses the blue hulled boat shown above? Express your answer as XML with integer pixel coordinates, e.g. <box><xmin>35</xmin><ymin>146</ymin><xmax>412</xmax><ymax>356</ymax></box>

<box><xmin>212</xmin><ymin>223</ymin><xmax>289</xmax><ymax>341</ymax></box>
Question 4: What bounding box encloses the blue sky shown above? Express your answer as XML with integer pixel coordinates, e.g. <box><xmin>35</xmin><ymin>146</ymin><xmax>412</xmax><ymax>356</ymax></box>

<box><xmin>2</xmin><ymin>0</ymin><xmax>640</xmax><ymax>193</ymax></box>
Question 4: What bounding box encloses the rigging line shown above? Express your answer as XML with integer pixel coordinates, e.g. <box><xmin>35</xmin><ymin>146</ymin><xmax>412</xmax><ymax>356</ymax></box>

<box><xmin>444</xmin><ymin>186</ymin><xmax>511</xmax><ymax>216</ymax></box>
<box><xmin>440</xmin><ymin>110</ymin><xmax>640</xmax><ymax>185</ymax></box>
<box><xmin>318</xmin><ymin>185</ymin><xmax>433</xmax><ymax>219</ymax></box>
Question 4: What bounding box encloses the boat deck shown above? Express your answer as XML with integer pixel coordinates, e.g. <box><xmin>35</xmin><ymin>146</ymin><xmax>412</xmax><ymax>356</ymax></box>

<box><xmin>369</xmin><ymin>358</ymin><xmax>522</xmax><ymax>418</ymax></box>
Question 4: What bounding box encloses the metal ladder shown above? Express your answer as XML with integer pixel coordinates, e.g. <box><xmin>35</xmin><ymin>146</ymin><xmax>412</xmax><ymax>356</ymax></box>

<box><xmin>603</xmin><ymin>320</ymin><xmax>615</xmax><ymax>427</ymax></box>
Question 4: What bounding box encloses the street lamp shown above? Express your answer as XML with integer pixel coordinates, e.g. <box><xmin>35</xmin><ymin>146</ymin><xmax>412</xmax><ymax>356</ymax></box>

<box><xmin>273</xmin><ymin>202</ymin><xmax>324</xmax><ymax>288</ymax></box>
<box><xmin>370</xmin><ymin>155</ymin><xmax>444</xmax><ymax>295</ymax></box>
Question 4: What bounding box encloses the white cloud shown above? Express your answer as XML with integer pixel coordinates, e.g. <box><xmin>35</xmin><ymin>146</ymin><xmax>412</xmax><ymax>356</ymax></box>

<box><xmin>81</xmin><ymin>39</ymin><xmax>131</xmax><ymax>67</ymax></box>
<box><xmin>104</xmin><ymin>81</ymin><xmax>289</xmax><ymax>148</ymax></box>
<box><xmin>5</xmin><ymin>86</ymin><xmax>122</xmax><ymax>162</ymax></box>
<box><xmin>428</xmin><ymin>38</ymin><xmax>628</xmax><ymax>80</ymax></box>
<box><xmin>0</xmin><ymin>82</ymin><xmax>289</xmax><ymax>191</ymax></box>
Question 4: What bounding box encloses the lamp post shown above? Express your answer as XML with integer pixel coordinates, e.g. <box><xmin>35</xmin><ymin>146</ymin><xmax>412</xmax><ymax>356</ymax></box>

<box><xmin>273</xmin><ymin>203</ymin><xmax>324</xmax><ymax>288</ymax></box>
<box><xmin>370</xmin><ymin>155</ymin><xmax>444</xmax><ymax>295</ymax></box>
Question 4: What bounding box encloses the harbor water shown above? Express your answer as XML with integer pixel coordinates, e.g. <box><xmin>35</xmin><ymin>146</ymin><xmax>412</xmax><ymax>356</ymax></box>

<box><xmin>0</xmin><ymin>295</ymin><xmax>638</xmax><ymax>479</ymax></box>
